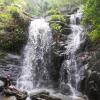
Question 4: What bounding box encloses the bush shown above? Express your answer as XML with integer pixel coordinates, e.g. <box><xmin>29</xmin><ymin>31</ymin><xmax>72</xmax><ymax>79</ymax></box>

<box><xmin>82</xmin><ymin>0</ymin><xmax>100</xmax><ymax>42</ymax></box>
<box><xmin>50</xmin><ymin>23</ymin><xmax>61</xmax><ymax>32</ymax></box>
<box><xmin>47</xmin><ymin>9</ymin><xmax>60</xmax><ymax>15</ymax></box>
<box><xmin>0</xmin><ymin>32</ymin><xmax>27</xmax><ymax>53</ymax></box>
<box><xmin>88</xmin><ymin>25</ymin><xmax>100</xmax><ymax>41</ymax></box>
<box><xmin>0</xmin><ymin>5</ymin><xmax>28</xmax><ymax>53</ymax></box>
<box><xmin>50</xmin><ymin>14</ymin><xmax>66</xmax><ymax>22</ymax></box>
<box><xmin>0</xmin><ymin>13</ymin><xmax>12</xmax><ymax>23</ymax></box>
<box><xmin>7</xmin><ymin>6</ymin><xmax>18</xmax><ymax>13</ymax></box>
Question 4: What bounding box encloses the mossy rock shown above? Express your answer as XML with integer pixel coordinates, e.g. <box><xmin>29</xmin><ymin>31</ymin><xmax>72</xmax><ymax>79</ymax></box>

<box><xmin>0</xmin><ymin>5</ymin><xmax>29</xmax><ymax>53</ymax></box>
<box><xmin>0</xmin><ymin>32</ymin><xmax>27</xmax><ymax>54</ymax></box>
<box><xmin>48</xmin><ymin>9</ymin><xmax>69</xmax><ymax>42</ymax></box>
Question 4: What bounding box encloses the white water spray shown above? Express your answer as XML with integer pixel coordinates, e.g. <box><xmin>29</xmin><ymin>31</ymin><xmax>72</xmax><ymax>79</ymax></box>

<box><xmin>60</xmin><ymin>8</ymin><xmax>85</xmax><ymax>97</ymax></box>
<box><xmin>17</xmin><ymin>18</ymin><xmax>52</xmax><ymax>91</ymax></box>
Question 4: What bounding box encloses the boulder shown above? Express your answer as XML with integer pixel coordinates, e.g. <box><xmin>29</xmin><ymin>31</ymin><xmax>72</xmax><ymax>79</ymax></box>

<box><xmin>0</xmin><ymin>76</ymin><xmax>8</xmax><ymax>91</ymax></box>
<box><xmin>49</xmin><ymin>43</ymin><xmax>66</xmax><ymax>87</ymax></box>
<box><xmin>60</xmin><ymin>83</ymin><xmax>72</xmax><ymax>95</ymax></box>
<box><xmin>4</xmin><ymin>88</ymin><xmax>28</xmax><ymax>100</ymax></box>
<box><xmin>0</xmin><ymin>80</ymin><xmax>5</xmax><ymax>92</ymax></box>
<box><xmin>61</xmin><ymin>27</ymin><xmax>72</xmax><ymax>35</ymax></box>
<box><xmin>4</xmin><ymin>96</ymin><xmax>17</xmax><ymax>100</ymax></box>
<box><xmin>30</xmin><ymin>90</ymin><xmax>61</xmax><ymax>100</ymax></box>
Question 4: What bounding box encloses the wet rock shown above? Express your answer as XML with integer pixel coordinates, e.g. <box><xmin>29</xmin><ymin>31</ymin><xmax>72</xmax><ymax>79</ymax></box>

<box><xmin>76</xmin><ymin>17</ymin><xmax>80</xmax><ymax>25</ymax></box>
<box><xmin>4</xmin><ymin>88</ymin><xmax>28</xmax><ymax>100</ymax></box>
<box><xmin>30</xmin><ymin>90</ymin><xmax>61</xmax><ymax>100</ymax></box>
<box><xmin>78</xmin><ymin>38</ymin><xmax>100</xmax><ymax>100</ymax></box>
<box><xmin>0</xmin><ymin>52</ymin><xmax>21</xmax><ymax>85</ymax></box>
<box><xmin>50</xmin><ymin>43</ymin><xmax>66</xmax><ymax>87</ymax></box>
<box><xmin>0</xmin><ymin>80</ymin><xmax>4</xmax><ymax>92</ymax></box>
<box><xmin>60</xmin><ymin>83</ymin><xmax>72</xmax><ymax>95</ymax></box>
<box><xmin>30</xmin><ymin>96</ymin><xmax>40</xmax><ymax>100</ymax></box>
<box><xmin>3</xmin><ymin>96</ymin><xmax>17</xmax><ymax>100</ymax></box>
<box><xmin>38</xmin><ymin>94</ymin><xmax>61</xmax><ymax>100</ymax></box>
<box><xmin>60</xmin><ymin>6</ymin><xmax>79</xmax><ymax>15</ymax></box>
<box><xmin>61</xmin><ymin>27</ymin><xmax>72</xmax><ymax>35</ymax></box>
<box><xmin>30</xmin><ymin>90</ymin><xmax>50</xmax><ymax>96</ymax></box>
<box><xmin>83</xmin><ymin>72</ymin><xmax>100</xmax><ymax>100</ymax></box>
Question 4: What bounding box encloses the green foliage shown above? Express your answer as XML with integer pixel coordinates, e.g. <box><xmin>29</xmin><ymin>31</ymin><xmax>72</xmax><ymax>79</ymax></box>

<box><xmin>49</xmin><ymin>13</ymin><xmax>66</xmax><ymax>34</ymax></box>
<box><xmin>7</xmin><ymin>5</ymin><xmax>18</xmax><ymax>13</ymax></box>
<box><xmin>67</xmin><ymin>0</ymin><xmax>83</xmax><ymax>6</ymax></box>
<box><xmin>47</xmin><ymin>9</ymin><xmax>60</xmax><ymax>15</ymax></box>
<box><xmin>0</xmin><ymin>0</ymin><xmax>26</xmax><ymax>6</ymax></box>
<box><xmin>50</xmin><ymin>15</ymin><xmax>66</xmax><ymax>22</ymax></box>
<box><xmin>45</xmin><ymin>0</ymin><xmax>68</xmax><ymax>8</ymax></box>
<box><xmin>50</xmin><ymin>23</ymin><xmax>61</xmax><ymax>32</ymax></box>
<box><xmin>0</xmin><ymin>4</ymin><xmax>28</xmax><ymax>53</ymax></box>
<box><xmin>48</xmin><ymin>7</ymin><xmax>67</xmax><ymax>35</ymax></box>
<box><xmin>0</xmin><ymin>13</ymin><xmax>12</xmax><ymax>23</ymax></box>
<box><xmin>0</xmin><ymin>32</ymin><xmax>27</xmax><ymax>53</ymax></box>
<box><xmin>82</xmin><ymin>0</ymin><xmax>100</xmax><ymax>41</ymax></box>
<box><xmin>88</xmin><ymin>25</ymin><xmax>100</xmax><ymax>41</ymax></box>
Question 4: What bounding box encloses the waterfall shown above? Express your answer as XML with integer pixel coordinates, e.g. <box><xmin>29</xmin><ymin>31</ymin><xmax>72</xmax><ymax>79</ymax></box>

<box><xmin>60</xmin><ymin>9</ymin><xmax>85</xmax><ymax>96</ymax></box>
<box><xmin>17</xmin><ymin>18</ymin><xmax>52</xmax><ymax>91</ymax></box>
<box><xmin>15</xmin><ymin>7</ymin><xmax>86</xmax><ymax>100</ymax></box>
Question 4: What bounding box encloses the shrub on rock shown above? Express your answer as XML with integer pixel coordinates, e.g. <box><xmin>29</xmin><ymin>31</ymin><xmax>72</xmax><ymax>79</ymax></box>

<box><xmin>0</xmin><ymin>5</ymin><xmax>29</xmax><ymax>54</ymax></box>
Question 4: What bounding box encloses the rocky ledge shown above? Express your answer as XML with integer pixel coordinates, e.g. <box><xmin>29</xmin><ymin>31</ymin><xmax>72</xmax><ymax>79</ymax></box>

<box><xmin>3</xmin><ymin>89</ymin><xmax>87</xmax><ymax>100</ymax></box>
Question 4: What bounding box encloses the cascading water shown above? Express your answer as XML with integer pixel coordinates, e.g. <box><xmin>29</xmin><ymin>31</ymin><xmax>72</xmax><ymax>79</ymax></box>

<box><xmin>15</xmin><ymin>7</ymin><xmax>87</xmax><ymax>100</ymax></box>
<box><xmin>60</xmin><ymin>8</ymin><xmax>85</xmax><ymax>96</ymax></box>
<box><xmin>17</xmin><ymin>18</ymin><xmax>52</xmax><ymax>92</ymax></box>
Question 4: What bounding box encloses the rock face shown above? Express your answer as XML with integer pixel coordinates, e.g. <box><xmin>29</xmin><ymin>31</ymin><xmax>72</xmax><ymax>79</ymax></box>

<box><xmin>78</xmin><ymin>39</ymin><xmax>100</xmax><ymax>100</ymax></box>
<box><xmin>4</xmin><ymin>88</ymin><xmax>27</xmax><ymax>100</ymax></box>
<box><xmin>0</xmin><ymin>52</ymin><xmax>21</xmax><ymax>85</ymax></box>
<box><xmin>0</xmin><ymin>79</ymin><xmax>27</xmax><ymax>100</ymax></box>
<box><xmin>0</xmin><ymin>32</ymin><xmax>28</xmax><ymax>54</ymax></box>
<box><xmin>46</xmin><ymin>8</ymin><xmax>71</xmax><ymax>88</ymax></box>
<box><xmin>48</xmin><ymin>7</ymin><xmax>100</xmax><ymax>100</ymax></box>
<box><xmin>49</xmin><ymin>42</ymin><xmax>66</xmax><ymax>88</ymax></box>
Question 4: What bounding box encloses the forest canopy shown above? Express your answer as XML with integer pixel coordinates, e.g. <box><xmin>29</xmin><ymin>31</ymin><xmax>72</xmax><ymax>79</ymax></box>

<box><xmin>82</xmin><ymin>0</ymin><xmax>100</xmax><ymax>42</ymax></box>
<box><xmin>0</xmin><ymin>0</ymin><xmax>83</xmax><ymax>15</ymax></box>
<box><xmin>0</xmin><ymin>0</ymin><xmax>100</xmax><ymax>42</ymax></box>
